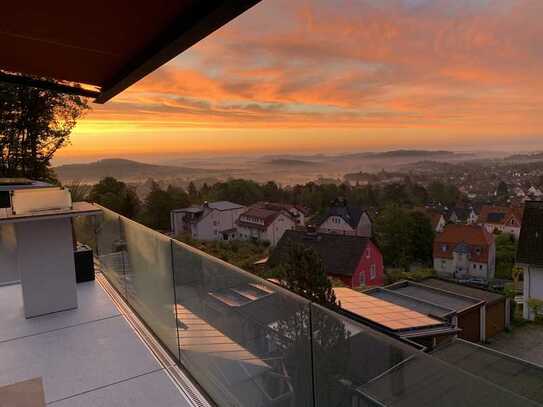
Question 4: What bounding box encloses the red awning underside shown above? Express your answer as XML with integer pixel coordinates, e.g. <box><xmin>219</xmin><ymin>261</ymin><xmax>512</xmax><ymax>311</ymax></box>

<box><xmin>1</xmin><ymin>0</ymin><xmax>261</xmax><ymax>103</ymax></box>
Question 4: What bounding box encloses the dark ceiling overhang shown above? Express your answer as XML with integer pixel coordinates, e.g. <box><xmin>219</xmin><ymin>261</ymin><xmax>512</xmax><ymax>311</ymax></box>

<box><xmin>0</xmin><ymin>1</ymin><xmax>262</xmax><ymax>103</ymax></box>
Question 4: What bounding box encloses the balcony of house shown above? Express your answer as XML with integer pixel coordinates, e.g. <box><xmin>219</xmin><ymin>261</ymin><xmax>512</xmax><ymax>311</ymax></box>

<box><xmin>2</xmin><ymin>177</ymin><xmax>543</xmax><ymax>406</ymax></box>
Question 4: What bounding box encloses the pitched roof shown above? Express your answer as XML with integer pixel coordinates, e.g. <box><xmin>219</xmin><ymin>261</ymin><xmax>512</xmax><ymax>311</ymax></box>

<box><xmin>237</xmin><ymin>206</ymin><xmax>294</xmax><ymax>229</ymax></box>
<box><xmin>517</xmin><ymin>201</ymin><xmax>543</xmax><ymax>266</ymax></box>
<box><xmin>414</xmin><ymin>207</ymin><xmax>443</xmax><ymax>230</ymax></box>
<box><xmin>313</xmin><ymin>199</ymin><xmax>367</xmax><ymax>229</ymax></box>
<box><xmin>433</xmin><ymin>224</ymin><xmax>494</xmax><ymax>262</ymax></box>
<box><xmin>479</xmin><ymin>205</ymin><xmax>523</xmax><ymax>225</ymax></box>
<box><xmin>208</xmin><ymin>201</ymin><xmax>245</xmax><ymax>211</ymax></box>
<box><xmin>268</xmin><ymin>230</ymin><xmax>370</xmax><ymax>276</ymax></box>
<box><xmin>448</xmin><ymin>207</ymin><xmax>473</xmax><ymax>222</ymax></box>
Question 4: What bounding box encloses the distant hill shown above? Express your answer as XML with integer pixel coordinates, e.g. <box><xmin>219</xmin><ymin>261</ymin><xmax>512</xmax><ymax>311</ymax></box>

<box><xmin>265</xmin><ymin>159</ymin><xmax>319</xmax><ymax>167</ymax></box>
<box><xmin>504</xmin><ymin>152</ymin><xmax>543</xmax><ymax>161</ymax></box>
<box><xmin>339</xmin><ymin>150</ymin><xmax>455</xmax><ymax>160</ymax></box>
<box><xmin>53</xmin><ymin>158</ymin><xmax>213</xmax><ymax>183</ymax></box>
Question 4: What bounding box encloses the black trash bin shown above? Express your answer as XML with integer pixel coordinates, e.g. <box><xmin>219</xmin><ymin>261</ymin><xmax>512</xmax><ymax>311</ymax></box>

<box><xmin>74</xmin><ymin>244</ymin><xmax>95</xmax><ymax>283</ymax></box>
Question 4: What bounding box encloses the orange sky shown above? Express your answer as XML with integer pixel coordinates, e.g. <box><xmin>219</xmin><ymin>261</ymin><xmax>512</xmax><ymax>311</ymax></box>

<box><xmin>58</xmin><ymin>0</ymin><xmax>543</xmax><ymax>162</ymax></box>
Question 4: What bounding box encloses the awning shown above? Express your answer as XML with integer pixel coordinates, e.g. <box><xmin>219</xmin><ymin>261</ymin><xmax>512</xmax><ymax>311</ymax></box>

<box><xmin>0</xmin><ymin>1</ymin><xmax>261</xmax><ymax>103</ymax></box>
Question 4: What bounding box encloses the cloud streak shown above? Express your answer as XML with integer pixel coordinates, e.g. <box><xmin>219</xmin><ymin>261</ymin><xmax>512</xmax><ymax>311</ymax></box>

<box><xmin>68</xmin><ymin>0</ymin><xmax>543</xmax><ymax>156</ymax></box>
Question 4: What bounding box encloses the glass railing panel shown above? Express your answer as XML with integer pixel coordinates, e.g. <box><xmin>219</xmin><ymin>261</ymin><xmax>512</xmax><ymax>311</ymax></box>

<box><xmin>0</xmin><ymin>223</ymin><xmax>18</xmax><ymax>284</ymax></box>
<box><xmin>120</xmin><ymin>217</ymin><xmax>179</xmax><ymax>359</ymax></box>
<box><xmin>72</xmin><ymin>214</ymin><xmax>98</xmax><ymax>252</ymax></box>
<box><xmin>172</xmin><ymin>240</ymin><xmax>313</xmax><ymax>407</ymax></box>
<box><xmin>311</xmin><ymin>303</ymin><xmax>534</xmax><ymax>407</ymax></box>
<box><xmin>310</xmin><ymin>303</ymin><xmax>412</xmax><ymax>407</ymax></box>
<box><xmin>94</xmin><ymin>208</ymin><xmax>126</xmax><ymax>294</ymax></box>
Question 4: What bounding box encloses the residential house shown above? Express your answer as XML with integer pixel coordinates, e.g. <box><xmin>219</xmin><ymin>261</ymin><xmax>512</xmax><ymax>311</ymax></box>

<box><xmin>527</xmin><ymin>186</ymin><xmax>543</xmax><ymax>200</ymax></box>
<box><xmin>446</xmin><ymin>207</ymin><xmax>478</xmax><ymax>224</ymax></box>
<box><xmin>4</xmin><ymin>3</ymin><xmax>543</xmax><ymax>406</ymax></box>
<box><xmin>170</xmin><ymin>201</ymin><xmax>246</xmax><ymax>241</ymax></box>
<box><xmin>478</xmin><ymin>205</ymin><xmax>524</xmax><ymax>239</ymax></box>
<box><xmin>253</xmin><ymin>202</ymin><xmax>310</xmax><ymax>226</ymax></box>
<box><xmin>236</xmin><ymin>205</ymin><xmax>296</xmax><ymax>246</ymax></box>
<box><xmin>268</xmin><ymin>230</ymin><xmax>384</xmax><ymax>288</ymax></box>
<box><xmin>313</xmin><ymin>198</ymin><xmax>372</xmax><ymax>237</ymax></box>
<box><xmin>433</xmin><ymin>224</ymin><xmax>496</xmax><ymax>281</ymax></box>
<box><xmin>516</xmin><ymin>201</ymin><xmax>543</xmax><ymax>320</ymax></box>
<box><xmin>416</xmin><ymin>207</ymin><xmax>446</xmax><ymax>233</ymax></box>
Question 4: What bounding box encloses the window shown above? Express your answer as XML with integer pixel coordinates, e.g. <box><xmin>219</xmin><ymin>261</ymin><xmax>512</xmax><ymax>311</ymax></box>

<box><xmin>473</xmin><ymin>264</ymin><xmax>476</xmax><ymax>269</ymax></box>
<box><xmin>441</xmin><ymin>244</ymin><xmax>448</xmax><ymax>252</ymax></box>
<box><xmin>370</xmin><ymin>264</ymin><xmax>376</xmax><ymax>280</ymax></box>
<box><xmin>475</xmin><ymin>247</ymin><xmax>481</xmax><ymax>255</ymax></box>
<box><xmin>366</xmin><ymin>248</ymin><xmax>371</xmax><ymax>259</ymax></box>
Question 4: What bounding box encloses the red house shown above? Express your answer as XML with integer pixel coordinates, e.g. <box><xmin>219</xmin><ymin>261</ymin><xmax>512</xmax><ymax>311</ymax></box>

<box><xmin>268</xmin><ymin>230</ymin><xmax>384</xmax><ymax>288</ymax></box>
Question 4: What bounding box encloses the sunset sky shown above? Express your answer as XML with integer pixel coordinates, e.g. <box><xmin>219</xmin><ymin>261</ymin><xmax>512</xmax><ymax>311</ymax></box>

<box><xmin>59</xmin><ymin>0</ymin><xmax>543</xmax><ymax>162</ymax></box>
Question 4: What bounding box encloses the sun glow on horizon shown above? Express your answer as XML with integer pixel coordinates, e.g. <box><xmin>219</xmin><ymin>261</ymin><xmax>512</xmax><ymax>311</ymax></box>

<box><xmin>63</xmin><ymin>0</ymin><xmax>543</xmax><ymax>159</ymax></box>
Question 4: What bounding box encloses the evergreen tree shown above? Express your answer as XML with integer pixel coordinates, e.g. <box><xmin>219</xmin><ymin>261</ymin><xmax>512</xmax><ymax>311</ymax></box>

<box><xmin>278</xmin><ymin>243</ymin><xmax>338</xmax><ymax>307</ymax></box>
<box><xmin>89</xmin><ymin>177</ymin><xmax>140</xmax><ymax>218</ymax></box>
<box><xmin>0</xmin><ymin>81</ymin><xmax>88</xmax><ymax>181</ymax></box>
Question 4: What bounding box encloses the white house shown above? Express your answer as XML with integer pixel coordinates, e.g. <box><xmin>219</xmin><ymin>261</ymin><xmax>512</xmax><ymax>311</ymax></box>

<box><xmin>253</xmin><ymin>202</ymin><xmax>310</xmax><ymax>226</ymax></box>
<box><xmin>478</xmin><ymin>205</ymin><xmax>524</xmax><ymax>240</ymax></box>
<box><xmin>433</xmin><ymin>224</ymin><xmax>496</xmax><ymax>281</ymax></box>
<box><xmin>516</xmin><ymin>201</ymin><xmax>543</xmax><ymax>320</ymax></box>
<box><xmin>446</xmin><ymin>207</ymin><xmax>478</xmax><ymax>224</ymax></box>
<box><xmin>236</xmin><ymin>206</ymin><xmax>296</xmax><ymax>246</ymax></box>
<box><xmin>170</xmin><ymin>201</ymin><xmax>246</xmax><ymax>241</ymax></box>
<box><xmin>314</xmin><ymin>198</ymin><xmax>372</xmax><ymax>237</ymax></box>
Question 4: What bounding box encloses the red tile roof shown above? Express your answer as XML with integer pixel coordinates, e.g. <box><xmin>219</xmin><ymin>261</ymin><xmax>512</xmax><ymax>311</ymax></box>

<box><xmin>434</xmin><ymin>224</ymin><xmax>494</xmax><ymax>262</ymax></box>
<box><xmin>237</xmin><ymin>205</ymin><xmax>294</xmax><ymax>229</ymax></box>
<box><xmin>479</xmin><ymin>205</ymin><xmax>520</xmax><ymax>224</ymax></box>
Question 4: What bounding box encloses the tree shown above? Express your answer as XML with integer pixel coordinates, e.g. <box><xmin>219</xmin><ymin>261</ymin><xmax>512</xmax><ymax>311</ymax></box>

<box><xmin>495</xmin><ymin>233</ymin><xmax>517</xmax><ymax>279</ymax></box>
<box><xmin>140</xmin><ymin>182</ymin><xmax>189</xmax><ymax>230</ymax></box>
<box><xmin>0</xmin><ymin>81</ymin><xmax>89</xmax><ymax>181</ymax></box>
<box><xmin>187</xmin><ymin>181</ymin><xmax>199</xmax><ymax>203</ymax></box>
<box><xmin>374</xmin><ymin>205</ymin><xmax>434</xmax><ymax>270</ymax></box>
<box><xmin>428</xmin><ymin>181</ymin><xmax>460</xmax><ymax>206</ymax></box>
<box><xmin>496</xmin><ymin>181</ymin><xmax>509</xmax><ymax>198</ymax></box>
<box><xmin>88</xmin><ymin>177</ymin><xmax>140</xmax><ymax>218</ymax></box>
<box><xmin>277</xmin><ymin>243</ymin><xmax>338</xmax><ymax>307</ymax></box>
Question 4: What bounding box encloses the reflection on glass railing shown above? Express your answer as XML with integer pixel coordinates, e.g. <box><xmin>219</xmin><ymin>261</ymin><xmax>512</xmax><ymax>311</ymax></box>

<box><xmin>172</xmin><ymin>241</ymin><xmax>313</xmax><ymax>407</ymax></box>
<box><xmin>74</xmin><ymin>206</ymin><xmax>535</xmax><ymax>407</ymax></box>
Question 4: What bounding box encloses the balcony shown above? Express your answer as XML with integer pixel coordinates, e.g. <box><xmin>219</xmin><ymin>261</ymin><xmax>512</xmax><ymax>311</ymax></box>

<box><xmin>10</xmin><ymin>205</ymin><xmax>526</xmax><ymax>406</ymax></box>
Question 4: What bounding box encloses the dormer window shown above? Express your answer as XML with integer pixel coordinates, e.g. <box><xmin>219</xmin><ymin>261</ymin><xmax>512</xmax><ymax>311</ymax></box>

<box><xmin>441</xmin><ymin>244</ymin><xmax>448</xmax><ymax>252</ymax></box>
<box><xmin>475</xmin><ymin>247</ymin><xmax>481</xmax><ymax>255</ymax></box>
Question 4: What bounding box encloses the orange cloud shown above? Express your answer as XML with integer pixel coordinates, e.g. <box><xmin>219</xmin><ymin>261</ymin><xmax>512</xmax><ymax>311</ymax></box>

<box><xmin>67</xmin><ymin>0</ymin><xmax>543</xmax><ymax>158</ymax></box>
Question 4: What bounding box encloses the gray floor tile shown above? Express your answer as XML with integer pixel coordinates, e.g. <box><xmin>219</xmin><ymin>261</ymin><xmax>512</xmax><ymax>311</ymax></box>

<box><xmin>0</xmin><ymin>317</ymin><xmax>160</xmax><ymax>403</ymax></box>
<box><xmin>48</xmin><ymin>370</ymin><xmax>192</xmax><ymax>407</ymax></box>
<box><xmin>0</xmin><ymin>281</ymin><xmax>120</xmax><ymax>342</ymax></box>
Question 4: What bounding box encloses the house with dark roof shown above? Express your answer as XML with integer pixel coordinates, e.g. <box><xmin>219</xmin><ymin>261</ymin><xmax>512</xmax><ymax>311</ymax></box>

<box><xmin>516</xmin><ymin>201</ymin><xmax>543</xmax><ymax>320</ymax></box>
<box><xmin>445</xmin><ymin>206</ymin><xmax>478</xmax><ymax>224</ymax></box>
<box><xmin>171</xmin><ymin>201</ymin><xmax>246</xmax><ymax>241</ymax></box>
<box><xmin>479</xmin><ymin>204</ymin><xmax>524</xmax><ymax>239</ymax></box>
<box><xmin>433</xmin><ymin>224</ymin><xmax>496</xmax><ymax>281</ymax></box>
<box><xmin>236</xmin><ymin>205</ymin><xmax>296</xmax><ymax>246</ymax></box>
<box><xmin>313</xmin><ymin>198</ymin><xmax>372</xmax><ymax>237</ymax></box>
<box><xmin>268</xmin><ymin>230</ymin><xmax>383</xmax><ymax>288</ymax></box>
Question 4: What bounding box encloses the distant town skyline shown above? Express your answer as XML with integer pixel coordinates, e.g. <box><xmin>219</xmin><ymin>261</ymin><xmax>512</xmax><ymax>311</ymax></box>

<box><xmin>60</xmin><ymin>0</ymin><xmax>543</xmax><ymax>160</ymax></box>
